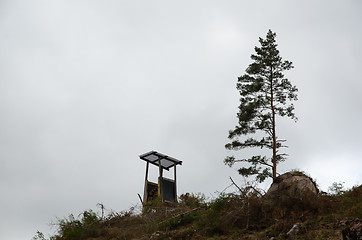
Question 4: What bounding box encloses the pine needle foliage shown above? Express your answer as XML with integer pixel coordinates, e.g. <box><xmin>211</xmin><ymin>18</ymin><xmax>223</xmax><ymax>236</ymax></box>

<box><xmin>225</xmin><ymin>30</ymin><xmax>298</xmax><ymax>182</ymax></box>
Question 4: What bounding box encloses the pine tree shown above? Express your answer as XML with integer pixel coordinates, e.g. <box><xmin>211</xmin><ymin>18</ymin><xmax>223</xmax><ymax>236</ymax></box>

<box><xmin>225</xmin><ymin>30</ymin><xmax>298</xmax><ymax>182</ymax></box>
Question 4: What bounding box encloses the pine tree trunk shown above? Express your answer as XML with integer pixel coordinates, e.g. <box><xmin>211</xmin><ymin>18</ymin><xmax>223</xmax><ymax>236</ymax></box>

<box><xmin>272</xmin><ymin>108</ymin><xmax>277</xmax><ymax>180</ymax></box>
<box><xmin>270</xmin><ymin>69</ymin><xmax>277</xmax><ymax>180</ymax></box>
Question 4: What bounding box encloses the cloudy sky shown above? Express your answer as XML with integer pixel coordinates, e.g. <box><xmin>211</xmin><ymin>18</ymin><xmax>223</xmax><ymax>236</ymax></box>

<box><xmin>1</xmin><ymin>1</ymin><xmax>361</xmax><ymax>239</ymax></box>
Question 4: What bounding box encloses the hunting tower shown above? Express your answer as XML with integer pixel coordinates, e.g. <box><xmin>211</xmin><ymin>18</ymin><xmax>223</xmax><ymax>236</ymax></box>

<box><xmin>139</xmin><ymin>151</ymin><xmax>182</xmax><ymax>203</ymax></box>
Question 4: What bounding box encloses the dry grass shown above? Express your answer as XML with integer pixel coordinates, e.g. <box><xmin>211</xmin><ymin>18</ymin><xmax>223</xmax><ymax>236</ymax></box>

<box><xmin>45</xmin><ymin>185</ymin><xmax>361</xmax><ymax>240</ymax></box>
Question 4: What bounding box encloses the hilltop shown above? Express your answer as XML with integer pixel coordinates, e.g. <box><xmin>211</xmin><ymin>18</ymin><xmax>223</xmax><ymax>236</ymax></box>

<box><xmin>34</xmin><ymin>182</ymin><xmax>361</xmax><ymax>240</ymax></box>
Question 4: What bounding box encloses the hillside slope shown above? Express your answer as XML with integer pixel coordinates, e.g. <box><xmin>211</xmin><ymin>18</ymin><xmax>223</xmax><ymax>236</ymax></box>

<box><xmin>34</xmin><ymin>185</ymin><xmax>361</xmax><ymax>240</ymax></box>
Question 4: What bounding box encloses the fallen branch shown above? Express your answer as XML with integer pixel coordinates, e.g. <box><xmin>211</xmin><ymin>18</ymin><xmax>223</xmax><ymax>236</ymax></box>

<box><xmin>229</xmin><ymin>177</ymin><xmax>265</xmax><ymax>198</ymax></box>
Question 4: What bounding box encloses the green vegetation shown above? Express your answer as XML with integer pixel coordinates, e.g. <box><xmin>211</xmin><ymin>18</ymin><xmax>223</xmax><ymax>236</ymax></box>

<box><xmin>34</xmin><ymin>184</ymin><xmax>361</xmax><ymax>240</ymax></box>
<box><xmin>225</xmin><ymin>30</ymin><xmax>298</xmax><ymax>182</ymax></box>
<box><xmin>329</xmin><ymin>181</ymin><xmax>346</xmax><ymax>195</ymax></box>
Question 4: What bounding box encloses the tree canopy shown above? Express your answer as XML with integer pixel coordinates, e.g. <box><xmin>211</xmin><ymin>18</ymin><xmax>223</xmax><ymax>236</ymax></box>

<box><xmin>225</xmin><ymin>29</ymin><xmax>298</xmax><ymax>182</ymax></box>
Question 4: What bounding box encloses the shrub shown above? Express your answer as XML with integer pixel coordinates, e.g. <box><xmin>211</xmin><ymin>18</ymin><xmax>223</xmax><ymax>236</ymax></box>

<box><xmin>328</xmin><ymin>181</ymin><xmax>345</xmax><ymax>195</ymax></box>
<box><xmin>54</xmin><ymin>210</ymin><xmax>99</xmax><ymax>240</ymax></box>
<box><xmin>178</xmin><ymin>193</ymin><xmax>207</xmax><ymax>209</ymax></box>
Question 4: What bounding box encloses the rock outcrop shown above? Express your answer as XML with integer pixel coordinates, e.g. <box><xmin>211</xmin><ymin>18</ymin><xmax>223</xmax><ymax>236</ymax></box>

<box><xmin>336</xmin><ymin>219</ymin><xmax>362</xmax><ymax>240</ymax></box>
<box><xmin>266</xmin><ymin>171</ymin><xmax>318</xmax><ymax>197</ymax></box>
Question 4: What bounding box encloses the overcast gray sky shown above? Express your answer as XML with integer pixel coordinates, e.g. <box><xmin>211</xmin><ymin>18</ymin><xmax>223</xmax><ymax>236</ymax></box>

<box><xmin>1</xmin><ymin>1</ymin><xmax>361</xmax><ymax>239</ymax></box>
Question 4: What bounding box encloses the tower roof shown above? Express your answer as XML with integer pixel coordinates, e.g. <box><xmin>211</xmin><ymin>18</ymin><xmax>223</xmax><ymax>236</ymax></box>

<box><xmin>139</xmin><ymin>151</ymin><xmax>182</xmax><ymax>170</ymax></box>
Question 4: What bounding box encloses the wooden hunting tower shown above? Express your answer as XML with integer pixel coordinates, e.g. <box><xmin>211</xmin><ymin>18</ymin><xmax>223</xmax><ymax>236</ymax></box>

<box><xmin>139</xmin><ymin>151</ymin><xmax>182</xmax><ymax>203</ymax></box>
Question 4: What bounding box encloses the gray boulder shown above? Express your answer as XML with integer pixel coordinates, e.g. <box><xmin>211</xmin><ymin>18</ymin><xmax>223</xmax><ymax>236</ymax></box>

<box><xmin>266</xmin><ymin>171</ymin><xmax>318</xmax><ymax>197</ymax></box>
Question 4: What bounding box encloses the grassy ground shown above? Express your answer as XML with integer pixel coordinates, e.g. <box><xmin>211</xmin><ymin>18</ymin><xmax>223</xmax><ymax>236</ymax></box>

<box><xmin>34</xmin><ymin>184</ymin><xmax>361</xmax><ymax>240</ymax></box>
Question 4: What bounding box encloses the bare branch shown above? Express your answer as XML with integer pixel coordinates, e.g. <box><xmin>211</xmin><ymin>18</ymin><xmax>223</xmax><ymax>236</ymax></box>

<box><xmin>229</xmin><ymin>176</ymin><xmax>243</xmax><ymax>193</ymax></box>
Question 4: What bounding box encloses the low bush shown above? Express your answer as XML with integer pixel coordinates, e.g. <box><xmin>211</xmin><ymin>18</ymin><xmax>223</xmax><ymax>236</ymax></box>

<box><xmin>53</xmin><ymin>210</ymin><xmax>99</xmax><ymax>240</ymax></box>
<box><xmin>33</xmin><ymin>184</ymin><xmax>362</xmax><ymax>240</ymax></box>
